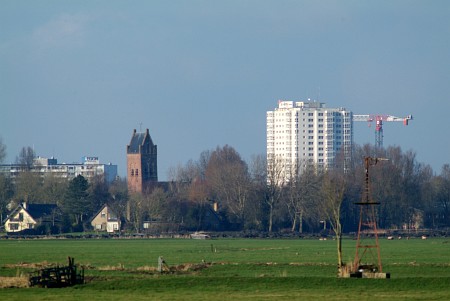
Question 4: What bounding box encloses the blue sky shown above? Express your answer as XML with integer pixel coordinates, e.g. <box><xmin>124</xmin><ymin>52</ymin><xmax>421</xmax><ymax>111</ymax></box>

<box><xmin>1</xmin><ymin>1</ymin><xmax>449</xmax><ymax>179</ymax></box>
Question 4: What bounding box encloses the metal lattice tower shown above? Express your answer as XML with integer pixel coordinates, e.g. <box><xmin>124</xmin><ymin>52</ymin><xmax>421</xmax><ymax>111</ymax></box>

<box><xmin>353</xmin><ymin>157</ymin><xmax>388</xmax><ymax>273</ymax></box>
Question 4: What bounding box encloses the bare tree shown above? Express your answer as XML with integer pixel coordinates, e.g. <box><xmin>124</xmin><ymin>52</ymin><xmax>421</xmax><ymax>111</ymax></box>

<box><xmin>167</xmin><ymin>160</ymin><xmax>199</xmax><ymax>201</ymax></box>
<box><xmin>0</xmin><ymin>137</ymin><xmax>6</xmax><ymax>163</ymax></box>
<box><xmin>249</xmin><ymin>154</ymin><xmax>267</xmax><ymax>184</ymax></box>
<box><xmin>0</xmin><ymin>174</ymin><xmax>14</xmax><ymax>223</ymax></box>
<box><xmin>16</xmin><ymin>146</ymin><xmax>35</xmax><ymax>170</ymax></box>
<box><xmin>187</xmin><ymin>177</ymin><xmax>210</xmax><ymax>230</ymax></box>
<box><xmin>434</xmin><ymin>164</ymin><xmax>450</xmax><ymax>227</ymax></box>
<box><xmin>127</xmin><ymin>192</ymin><xmax>144</xmax><ymax>232</ymax></box>
<box><xmin>15</xmin><ymin>170</ymin><xmax>43</xmax><ymax>204</ymax></box>
<box><xmin>285</xmin><ymin>163</ymin><xmax>320</xmax><ymax>232</ymax></box>
<box><xmin>318</xmin><ymin>170</ymin><xmax>346</xmax><ymax>270</ymax></box>
<box><xmin>248</xmin><ymin>154</ymin><xmax>269</xmax><ymax>230</ymax></box>
<box><xmin>167</xmin><ymin>155</ymin><xmax>213</xmax><ymax>230</ymax></box>
<box><xmin>109</xmin><ymin>177</ymin><xmax>129</xmax><ymax>223</ymax></box>
<box><xmin>265</xmin><ymin>156</ymin><xmax>286</xmax><ymax>232</ymax></box>
<box><xmin>142</xmin><ymin>187</ymin><xmax>169</xmax><ymax>222</ymax></box>
<box><xmin>205</xmin><ymin>145</ymin><xmax>250</xmax><ymax>227</ymax></box>
<box><xmin>41</xmin><ymin>173</ymin><xmax>68</xmax><ymax>205</ymax></box>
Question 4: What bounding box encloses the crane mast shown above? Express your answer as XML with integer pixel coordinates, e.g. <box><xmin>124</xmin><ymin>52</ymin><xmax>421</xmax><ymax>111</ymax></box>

<box><xmin>353</xmin><ymin>114</ymin><xmax>413</xmax><ymax>148</ymax></box>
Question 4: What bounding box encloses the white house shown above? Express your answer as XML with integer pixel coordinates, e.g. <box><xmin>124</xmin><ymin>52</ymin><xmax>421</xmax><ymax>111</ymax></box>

<box><xmin>4</xmin><ymin>203</ymin><xmax>59</xmax><ymax>233</ymax></box>
<box><xmin>90</xmin><ymin>204</ymin><xmax>121</xmax><ymax>233</ymax></box>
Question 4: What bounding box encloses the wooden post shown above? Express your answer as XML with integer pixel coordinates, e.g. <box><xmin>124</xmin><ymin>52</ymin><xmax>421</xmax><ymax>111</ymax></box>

<box><xmin>157</xmin><ymin>256</ymin><xmax>165</xmax><ymax>273</ymax></box>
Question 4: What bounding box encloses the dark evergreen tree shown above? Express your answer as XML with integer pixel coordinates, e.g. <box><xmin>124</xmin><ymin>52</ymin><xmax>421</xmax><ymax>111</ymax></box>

<box><xmin>88</xmin><ymin>175</ymin><xmax>110</xmax><ymax>215</ymax></box>
<box><xmin>63</xmin><ymin>175</ymin><xmax>90</xmax><ymax>228</ymax></box>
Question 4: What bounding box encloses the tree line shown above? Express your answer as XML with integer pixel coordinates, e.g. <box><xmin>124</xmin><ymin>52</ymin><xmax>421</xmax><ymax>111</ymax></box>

<box><xmin>0</xmin><ymin>140</ymin><xmax>449</xmax><ymax>234</ymax></box>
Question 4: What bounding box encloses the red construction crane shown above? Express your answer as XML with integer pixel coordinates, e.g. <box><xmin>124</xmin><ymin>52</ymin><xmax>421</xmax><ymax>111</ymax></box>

<box><xmin>353</xmin><ymin>114</ymin><xmax>413</xmax><ymax>148</ymax></box>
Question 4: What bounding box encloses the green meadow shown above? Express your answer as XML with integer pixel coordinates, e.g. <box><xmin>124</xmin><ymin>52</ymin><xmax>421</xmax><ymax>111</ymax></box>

<box><xmin>0</xmin><ymin>237</ymin><xmax>449</xmax><ymax>300</ymax></box>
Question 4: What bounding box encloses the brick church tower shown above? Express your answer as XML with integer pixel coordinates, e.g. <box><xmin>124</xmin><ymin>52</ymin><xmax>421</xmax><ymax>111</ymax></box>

<box><xmin>126</xmin><ymin>129</ymin><xmax>158</xmax><ymax>193</ymax></box>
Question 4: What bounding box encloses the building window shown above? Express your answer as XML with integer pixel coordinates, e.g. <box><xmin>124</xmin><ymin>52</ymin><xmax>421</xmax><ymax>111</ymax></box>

<box><xmin>135</xmin><ymin>169</ymin><xmax>139</xmax><ymax>176</ymax></box>
<box><xmin>131</xmin><ymin>169</ymin><xmax>134</xmax><ymax>176</ymax></box>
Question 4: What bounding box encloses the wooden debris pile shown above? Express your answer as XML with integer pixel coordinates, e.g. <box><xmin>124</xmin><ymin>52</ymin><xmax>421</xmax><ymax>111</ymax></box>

<box><xmin>29</xmin><ymin>257</ymin><xmax>84</xmax><ymax>288</ymax></box>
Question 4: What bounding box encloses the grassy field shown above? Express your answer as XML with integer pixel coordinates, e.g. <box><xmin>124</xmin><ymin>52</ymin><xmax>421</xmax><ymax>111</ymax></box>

<box><xmin>0</xmin><ymin>237</ymin><xmax>449</xmax><ymax>300</ymax></box>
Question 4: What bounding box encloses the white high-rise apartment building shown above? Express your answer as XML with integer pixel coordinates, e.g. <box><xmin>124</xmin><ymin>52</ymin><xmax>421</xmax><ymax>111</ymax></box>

<box><xmin>266</xmin><ymin>100</ymin><xmax>353</xmax><ymax>179</ymax></box>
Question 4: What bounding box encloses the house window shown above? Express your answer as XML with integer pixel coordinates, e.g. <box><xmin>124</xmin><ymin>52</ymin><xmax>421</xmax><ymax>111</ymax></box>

<box><xmin>101</xmin><ymin>212</ymin><xmax>106</xmax><ymax>218</ymax></box>
<box><xmin>19</xmin><ymin>213</ymin><xmax>23</xmax><ymax>221</ymax></box>
<box><xmin>9</xmin><ymin>223</ymin><xmax>19</xmax><ymax>230</ymax></box>
<box><xmin>27</xmin><ymin>223</ymin><xmax>33</xmax><ymax>229</ymax></box>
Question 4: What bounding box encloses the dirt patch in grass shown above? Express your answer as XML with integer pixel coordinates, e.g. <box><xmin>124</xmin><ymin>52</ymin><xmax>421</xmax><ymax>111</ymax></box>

<box><xmin>77</xmin><ymin>262</ymin><xmax>212</xmax><ymax>275</ymax></box>
<box><xmin>239</xmin><ymin>247</ymin><xmax>290</xmax><ymax>251</ymax></box>
<box><xmin>136</xmin><ymin>265</ymin><xmax>159</xmax><ymax>272</ymax></box>
<box><xmin>97</xmin><ymin>264</ymin><xmax>126</xmax><ymax>271</ymax></box>
<box><xmin>134</xmin><ymin>262</ymin><xmax>212</xmax><ymax>274</ymax></box>
<box><xmin>0</xmin><ymin>276</ymin><xmax>29</xmax><ymax>288</ymax></box>
<box><xmin>3</xmin><ymin>261</ymin><xmax>55</xmax><ymax>269</ymax></box>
